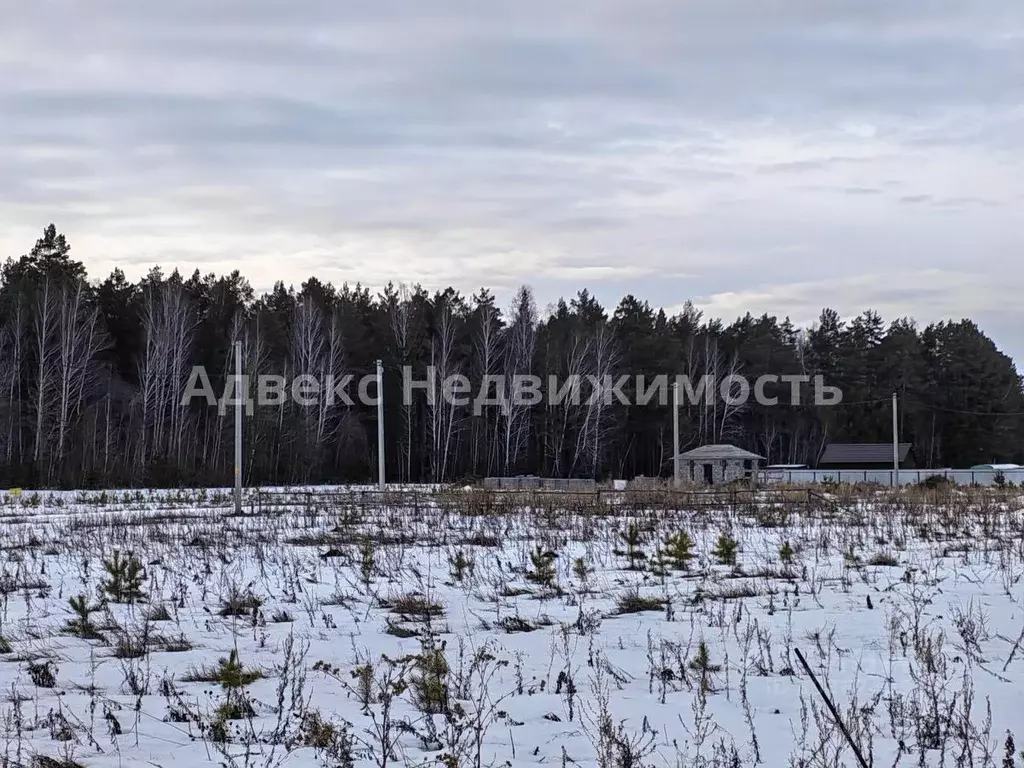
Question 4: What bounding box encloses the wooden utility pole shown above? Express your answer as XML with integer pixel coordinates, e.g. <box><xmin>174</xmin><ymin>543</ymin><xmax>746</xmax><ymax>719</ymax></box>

<box><xmin>376</xmin><ymin>359</ymin><xmax>385</xmax><ymax>490</ymax></box>
<box><xmin>234</xmin><ymin>340</ymin><xmax>243</xmax><ymax>514</ymax></box>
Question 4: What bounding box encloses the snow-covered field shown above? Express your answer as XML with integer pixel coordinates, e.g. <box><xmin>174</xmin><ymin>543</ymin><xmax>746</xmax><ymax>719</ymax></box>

<box><xmin>2</xmin><ymin>485</ymin><xmax>1024</xmax><ymax>767</ymax></box>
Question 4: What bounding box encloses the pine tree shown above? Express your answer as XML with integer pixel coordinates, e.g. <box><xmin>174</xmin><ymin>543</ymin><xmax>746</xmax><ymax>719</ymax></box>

<box><xmin>1</xmin><ymin>224</ymin><xmax>1022</xmax><ymax>486</ymax></box>
<box><xmin>526</xmin><ymin>546</ymin><xmax>558</xmax><ymax>590</ymax></box>
<box><xmin>616</xmin><ymin>522</ymin><xmax>647</xmax><ymax>570</ymax></box>
<box><xmin>65</xmin><ymin>594</ymin><xmax>102</xmax><ymax>638</ymax></box>
<box><xmin>663</xmin><ymin>530</ymin><xmax>696</xmax><ymax>571</ymax></box>
<box><xmin>688</xmin><ymin>640</ymin><xmax>722</xmax><ymax>694</ymax></box>
<box><xmin>711</xmin><ymin>532</ymin><xmax>738</xmax><ymax>567</ymax></box>
<box><xmin>779</xmin><ymin>540</ymin><xmax>795</xmax><ymax>567</ymax></box>
<box><xmin>101</xmin><ymin>550</ymin><xmax>146</xmax><ymax>604</ymax></box>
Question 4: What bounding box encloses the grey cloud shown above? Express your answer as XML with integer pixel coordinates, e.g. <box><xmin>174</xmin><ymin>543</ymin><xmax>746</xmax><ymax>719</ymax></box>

<box><xmin>1</xmin><ymin>0</ymin><xmax>1023</xmax><ymax>361</ymax></box>
<box><xmin>692</xmin><ymin>270</ymin><xmax>1024</xmax><ymax>361</ymax></box>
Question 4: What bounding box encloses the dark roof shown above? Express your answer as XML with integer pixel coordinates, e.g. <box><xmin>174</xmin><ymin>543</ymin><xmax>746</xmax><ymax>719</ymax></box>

<box><xmin>820</xmin><ymin>443</ymin><xmax>912</xmax><ymax>465</ymax></box>
<box><xmin>677</xmin><ymin>444</ymin><xmax>765</xmax><ymax>461</ymax></box>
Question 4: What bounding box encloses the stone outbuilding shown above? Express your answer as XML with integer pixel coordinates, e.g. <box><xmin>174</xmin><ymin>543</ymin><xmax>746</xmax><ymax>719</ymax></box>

<box><xmin>676</xmin><ymin>444</ymin><xmax>765</xmax><ymax>485</ymax></box>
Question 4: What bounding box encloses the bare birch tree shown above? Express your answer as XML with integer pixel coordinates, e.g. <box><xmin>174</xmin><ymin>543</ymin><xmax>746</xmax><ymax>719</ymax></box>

<box><xmin>290</xmin><ymin>294</ymin><xmax>324</xmax><ymax>478</ymax></box>
<box><xmin>573</xmin><ymin>323</ymin><xmax>619</xmax><ymax>478</ymax></box>
<box><xmin>471</xmin><ymin>294</ymin><xmax>502</xmax><ymax>477</ymax></box>
<box><xmin>137</xmin><ymin>278</ymin><xmax>197</xmax><ymax>477</ymax></box>
<box><xmin>289</xmin><ymin>294</ymin><xmax>345</xmax><ymax>478</ymax></box>
<box><xmin>385</xmin><ymin>283</ymin><xmax>414</xmax><ymax>482</ymax></box>
<box><xmin>549</xmin><ymin>331</ymin><xmax>589</xmax><ymax>477</ymax></box>
<box><xmin>500</xmin><ymin>286</ymin><xmax>537</xmax><ymax>474</ymax></box>
<box><xmin>317</xmin><ymin>307</ymin><xmax>346</xmax><ymax>453</ymax></box>
<box><xmin>53</xmin><ymin>280</ymin><xmax>107</xmax><ymax>480</ymax></box>
<box><xmin>0</xmin><ymin>300</ymin><xmax>24</xmax><ymax>467</ymax></box>
<box><xmin>30</xmin><ymin>275</ymin><xmax>58</xmax><ymax>477</ymax></box>
<box><xmin>428</xmin><ymin>294</ymin><xmax>462</xmax><ymax>482</ymax></box>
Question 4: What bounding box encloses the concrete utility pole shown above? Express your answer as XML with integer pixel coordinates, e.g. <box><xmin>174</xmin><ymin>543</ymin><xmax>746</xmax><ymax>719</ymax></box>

<box><xmin>234</xmin><ymin>340</ymin><xmax>243</xmax><ymax>514</ymax></box>
<box><xmin>672</xmin><ymin>380</ymin><xmax>680</xmax><ymax>486</ymax></box>
<box><xmin>376</xmin><ymin>359</ymin><xmax>385</xmax><ymax>490</ymax></box>
<box><xmin>892</xmin><ymin>391</ymin><xmax>899</xmax><ymax>488</ymax></box>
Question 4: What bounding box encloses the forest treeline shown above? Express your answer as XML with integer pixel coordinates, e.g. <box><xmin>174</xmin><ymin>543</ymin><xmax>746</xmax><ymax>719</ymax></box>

<box><xmin>1</xmin><ymin>225</ymin><xmax>1022</xmax><ymax>488</ymax></box>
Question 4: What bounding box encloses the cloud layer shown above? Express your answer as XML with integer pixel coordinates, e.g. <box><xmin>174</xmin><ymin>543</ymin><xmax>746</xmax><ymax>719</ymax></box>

<box><xmin>3</xmin><ymin>1</ymin><xmax>1023</xmax><ymax>358</ymax></box>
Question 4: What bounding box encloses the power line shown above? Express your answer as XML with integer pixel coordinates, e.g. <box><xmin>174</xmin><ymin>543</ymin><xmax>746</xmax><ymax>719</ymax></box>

<box><xmin>829</xmin><ymin>397</ymin><xmax>892</xmax><ymax>406</ymax></box>
<box><xmin>901</xmin><ymin>399</ymin><xmax>1024</xmax><ymax>417</ymax></box>
<box><xmin>773</xmin><ymin>395</ymin><xmax>1024</xmax><ymax>416</ymax></box>
<box><xmin>764</xmin><ymin>397</ymin><xmax>891</xmax><ymax>408</ymax></box>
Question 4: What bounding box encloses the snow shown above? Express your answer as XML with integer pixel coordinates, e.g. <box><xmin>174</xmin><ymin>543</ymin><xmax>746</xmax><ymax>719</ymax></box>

<box><xmin>1</xmin><ymin>486</ymin><xmax>1024</xmax><ymax>767</ymax></box>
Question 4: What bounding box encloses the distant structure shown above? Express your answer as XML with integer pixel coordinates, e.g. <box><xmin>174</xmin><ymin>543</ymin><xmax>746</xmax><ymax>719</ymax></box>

<box><xmin>676</xmin><ymin>444</ymin><xmax>765</xmax><ymax>485</ymax></box>
<box><xmin>970</xmin><ymin>463</ymin><xmax>1021</xmax><ymax>471</ymax></box>
<box><xmin>482</xmin><ymin>476</ymin><xmax>597</xmax><ymax>492</ymax></box>
<box><xmin>819</xmin><ymin>443</ymin><xmax>915</xmax><ymax>470</ymax></box>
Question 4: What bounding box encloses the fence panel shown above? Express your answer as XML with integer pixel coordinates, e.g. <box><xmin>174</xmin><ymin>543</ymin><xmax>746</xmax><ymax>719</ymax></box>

<box><xmin>760</xmin><ymin>468</ymin><xmax>1024</xmax><ymax>486</ymax></box>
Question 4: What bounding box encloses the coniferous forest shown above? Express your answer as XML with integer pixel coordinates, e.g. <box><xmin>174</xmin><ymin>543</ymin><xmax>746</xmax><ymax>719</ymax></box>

<box><xmin>1</xmin><ymin>225</ymin><xmax>1022</xmax><ymax>489</ymax></box>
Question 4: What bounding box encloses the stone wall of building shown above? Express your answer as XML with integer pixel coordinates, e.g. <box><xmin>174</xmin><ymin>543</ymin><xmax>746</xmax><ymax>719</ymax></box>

<box><xmin>686</xmin><ymin>458</ymin><xmax>754</xmax><ymax>485</ymax></box>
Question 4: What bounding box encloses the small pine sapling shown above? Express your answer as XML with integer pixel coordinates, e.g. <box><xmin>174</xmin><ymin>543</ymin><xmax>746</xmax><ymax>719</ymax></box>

<box><xmin>211</xmin><ymin>648</ymin><xmax>261</xmax><ymax>729</ymax></box>
<box><xmin>411</xmin><ymin>637</ymin><xmax>450</xmax><ymax>715</ymax></box>
<box><xmin>572</xmin><ymin>556</ymin><xmax>592</xmax><ymax>589</ymax></box>
<box><xmin>779</xmin><ymin>540</ymin><xmax>795</xmax><ymax>568</ymax></box>
<box><xmin>711</xmin><ymin>532</ymin><xmax>738</xmax><ymax>567</ymax></box>
<box><xmin>217</xmin><ymin>648</ymin><xmax>262</xmax><ymax>689</ymax></box>
<box><xmin>359</xmin><ymin>537</ymin><xmax>376</xmax><ymax>588</ymax></box>
<box><xmin>663</xmin><ymin>530</ymin><xmax>696</xmax><ymax>571</ymax></box>
<box><xmin>648</xmin><ymin>546</ymin><xmax>671</xmax><ymax>578</ymax></box>
<box><xmin>688</xmin><ymin>640</ymin><xmax>723</xmax><ymax>694</ymax></box>
<box><xmin>526</xmin><ymin>545</ymin><xmax>558</xmax><ymax>591</ymax></box>
<box><xmin>101</xmin><ymin>550</ymin><xmax>147</xmax><ymax>604</ymax></box>
<box><xmin>449</xmin><ymin>550</ymin><xmax>474</xmax><ymax>583</ymax></box>
<box><xmin>65</xmin><ymin>594</ymin><xmax>103</xmax><ymax>639</ymax></box>
<box><xmin>616</xmin><ymin>522</ymin><xmax>647</xmax><ymax>570</ymax></box>
<box><xmin>351</xmin><ymin>661</ymin><xmax>375</xmax><ymax>711</ymax></box>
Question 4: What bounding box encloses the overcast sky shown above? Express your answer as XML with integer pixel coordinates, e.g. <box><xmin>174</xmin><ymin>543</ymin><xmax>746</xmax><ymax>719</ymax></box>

<box><xmin>2</xmin><ymin>1</ymin><xmax>1023</xmax><ymax>361</ymax></box>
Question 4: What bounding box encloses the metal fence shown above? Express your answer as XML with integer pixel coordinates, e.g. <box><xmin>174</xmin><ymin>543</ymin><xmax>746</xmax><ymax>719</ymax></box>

<box><xmin>759</xmin><ymin>468</ymin><xmax>1024</xmax><ymax>486</ymax></box>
